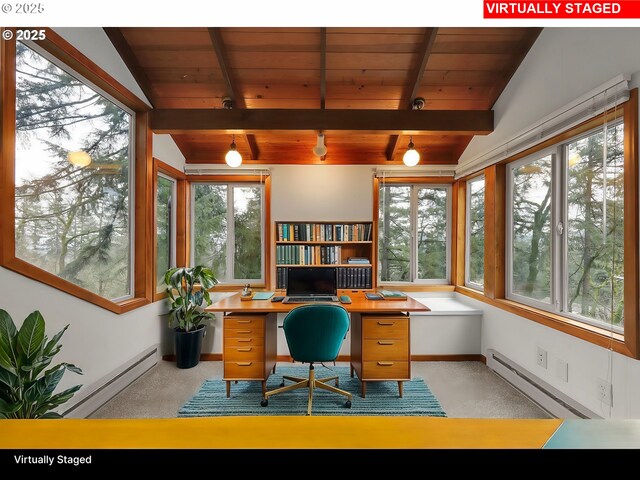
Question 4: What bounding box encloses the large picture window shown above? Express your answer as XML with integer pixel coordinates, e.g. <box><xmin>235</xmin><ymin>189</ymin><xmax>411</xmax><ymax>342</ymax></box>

<box><xmin>14</xmin><ymin>42</ymin><xmax>134</xmax><ymax>301</ymax></box>
<box><xmin>507</xmin><ymin>122</ymin><xmax>625</xmax><ymax>332</ymax></box>
<box><xmin>465</xmin><ymin>175</ymin><xmax>485</xmax><ymax>290</ymax></box>
<box><xmin>378</xmin><ymin>183</ymin><xmax>451</xmax><ymax>283</ymax></box>
<box><xmin>192</xmin><ymin>182</ymin><xmax>264</xmax><ymax>283</ymax></box>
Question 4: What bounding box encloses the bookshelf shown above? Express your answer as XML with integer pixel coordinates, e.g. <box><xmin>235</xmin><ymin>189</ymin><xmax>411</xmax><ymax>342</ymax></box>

<box><xmin>275</xmin><ymin>221</ymin><xmax>374</xmax><ymax>291</ymax></box>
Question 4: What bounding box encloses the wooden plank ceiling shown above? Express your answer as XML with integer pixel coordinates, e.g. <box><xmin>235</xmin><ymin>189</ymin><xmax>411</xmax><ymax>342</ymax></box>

<box><xmin>106</xmin><ymin>27</ymin><xmax>542</xmax><ymax>165</ymax></box>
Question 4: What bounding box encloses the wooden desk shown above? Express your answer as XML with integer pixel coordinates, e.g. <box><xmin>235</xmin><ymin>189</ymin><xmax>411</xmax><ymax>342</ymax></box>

<box><xmin>207</xmin><ymin>292</ymin><xmax>430</xmax><ymax>399</ymax></box>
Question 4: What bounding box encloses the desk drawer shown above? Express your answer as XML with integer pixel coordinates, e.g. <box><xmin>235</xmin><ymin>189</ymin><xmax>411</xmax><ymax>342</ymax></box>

<box><xmin>224</xmin><ymin>346</ymin><xmax>264</xmax><ymax>362</ymax></box>
<box><xmin>362</xmin><ymin>317</ymin><xmax>408</xmax><ymax>339</ymax></box>
<box><xmin>223</xmin><ymin>328</ymin><xmax>264</xmax><ymax>339</ymax></box>
<box><xmin>224</xmin><ymin>361</ymin><xmax>264</xmax><ymax>379</ymax></box>
<box><xmin>225</xmin><ymin>336</ymin><xmax>264</xmax><ymax>347</ymax></box>
<box><xmin>362</xmin><ymin>361</ymin><xmax>409</xmax><ymax>380</ymax></box>
<box><xmin>225</xmin><ymin>316</ymin><xmax>265</xmax><ymax>330</ymax></box>
<box><xmin>362</xmin><ymin>339</ymin><xmax>408</xmax><ymax>361</ymax></box>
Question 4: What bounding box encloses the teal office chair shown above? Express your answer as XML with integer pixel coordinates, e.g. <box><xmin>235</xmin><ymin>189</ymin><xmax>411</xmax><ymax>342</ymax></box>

<box><xmin>260</xmin><ymin>304</ymin><xmax>352</xmax><ymax>415</ymax></box>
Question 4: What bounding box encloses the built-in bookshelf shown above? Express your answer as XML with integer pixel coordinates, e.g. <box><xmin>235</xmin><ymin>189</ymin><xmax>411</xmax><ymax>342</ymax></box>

<box><xmin>275</xmin><ymin>221</ymin><xmax>374</xmax><ymax>290</ymax></box>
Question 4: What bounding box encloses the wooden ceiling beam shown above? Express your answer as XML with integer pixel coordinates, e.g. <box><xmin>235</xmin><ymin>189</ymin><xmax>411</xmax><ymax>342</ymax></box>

<box><xmin>151</xmin><ymin>108</ymin><xmax>493</xmax><ymax>135</ymax></box>
<box><xmin>208</xmin><ymin>27</ymin><xmax>259</xmax><ymax>160</ymax></box>
<box><xmin>387</xmin><ymin>27</ymin><xmax>439</xmax><ymax>161</ymax></box>
<box><xmin>103</xmin><ymin>28</ymin><xmax>157</xmax><ymax>107</ymax></box>
<box><xmin>320</xmin><ymin>27</ymin><xmax>326</xmax><ymax>109</ymax></box>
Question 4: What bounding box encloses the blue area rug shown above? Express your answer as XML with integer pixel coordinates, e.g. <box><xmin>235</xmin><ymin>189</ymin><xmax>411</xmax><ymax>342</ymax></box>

<box><xmin>178</xmin><ymin>365</ymin><xmax>446</xmax><ymax>417</ymax></box>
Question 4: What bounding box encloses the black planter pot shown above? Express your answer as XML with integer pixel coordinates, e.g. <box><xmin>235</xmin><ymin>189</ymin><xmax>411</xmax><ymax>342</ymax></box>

<box><xmin>174</xmin><ymin>325</ymin><xmax>205</xmax><ymax>369</ymax></box>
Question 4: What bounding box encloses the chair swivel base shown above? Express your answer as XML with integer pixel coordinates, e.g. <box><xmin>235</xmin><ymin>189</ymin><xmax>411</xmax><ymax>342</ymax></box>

<box><xmin>260</xmin><ymin>364</ymin><xmax>352</xmax><ymax>416</ymax></box>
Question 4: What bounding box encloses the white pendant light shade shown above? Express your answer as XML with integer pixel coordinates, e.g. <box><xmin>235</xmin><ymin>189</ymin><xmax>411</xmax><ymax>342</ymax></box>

<box><xmin>67</xmin><ymin>150</ymin><xmax>91</xmax><ymax>167</ymax></box>
<box><xmin>225</xmin><ymin>136</ymin><xmax>242</xmax><ymax>168</ymax></box>
<box><xmin>313</xmin><ymin>133</ymin><xmax>327</xmax><ymax>157</ymax></box>
<box><xmin>403</xmin><ymin>137</ymin><xmax>420</xmax><ymax>167</ymax></box>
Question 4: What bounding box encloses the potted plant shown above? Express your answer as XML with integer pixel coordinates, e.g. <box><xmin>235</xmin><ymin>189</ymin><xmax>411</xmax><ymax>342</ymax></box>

<box><xmin>0</xmin><ymin>309</ymin><xmax>82</xmax><ymax>418</ymax></box>
<box><xmin>165</xmin><ymin>266</ymin><xmax>218</xmax><ymax>369</ymax></box>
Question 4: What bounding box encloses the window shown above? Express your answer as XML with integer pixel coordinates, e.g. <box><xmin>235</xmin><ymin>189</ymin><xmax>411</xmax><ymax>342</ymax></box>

<box><xmin>466</xmin><ymin>175</ymin><xmax>485</xmax><ymax>290</ymax></box>
<box><xmin>507</xmin><ymin>122</ymin><xmax>625</xmax><ymax>332</ymax></box>
<box><xmin>378</xmin><ymin>183</ymin><xmax>451</xmax><ymax>283</ymax></box>
<box><xmin>14</xmin><ymin>42</ymin><xmax>134</xmax><ymax>301</ymax></box>
<box><xmin>192</xmin><ymin>183</ymin><xmax>264</xmax><ymax>283</ymax></box>
<box><xmin>156</xmin><ymin>174</ymin><xmax>176</xmax><ymax>292</ymax></box>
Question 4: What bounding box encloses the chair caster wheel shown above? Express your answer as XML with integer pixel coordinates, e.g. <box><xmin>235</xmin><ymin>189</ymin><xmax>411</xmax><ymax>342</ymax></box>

<box><xmin>345</xmin><ymin>400</ymin><xmax>352</xmax><ymax>408</ymax></box>
<box><xmin>260</xmin><ymin>399</ymin><xmax>268</xmax><ymax>407</ymax></box>
<box><xmin>280</xmin><ymin>382</ymin><xmax>285</xmax><ymax>387</ymax></box>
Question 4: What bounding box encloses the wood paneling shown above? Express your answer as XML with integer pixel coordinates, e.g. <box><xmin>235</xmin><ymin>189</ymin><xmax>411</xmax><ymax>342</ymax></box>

<box><xmin>111</xmin><ymin>27</ymin><xmax>541</xmax><ymax>165</ymax></box>
<box><xmin>452</xmin><ymin>180</ymin><xmax>466</xmax><ymax>286</ymax></box>
<box><xmin>0</xmin><ymin>31</ymin><xmax>16</xmax><ymax>265</ymax></box>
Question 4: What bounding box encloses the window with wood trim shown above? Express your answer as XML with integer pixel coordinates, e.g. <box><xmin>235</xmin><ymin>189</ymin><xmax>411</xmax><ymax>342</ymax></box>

<box><xmin>14</xmin><ymin>41</ymin><xmax>134</xmax><ymax>301</ymax></box>
<box><xmin>191</xmin><ymin>182</ymin><xmax>265</xmax><ymax>284</ymax></box>
<box><xmin>506</xmin><ymin>121</ymin><xmax>625</xmax><ymax>333</ymax></box>
<box><xmin>156</xmin><ymin>174</ymin><xmax>176</xmax><ymax>293</ymax></box>
<box><xmin>465</xmin><ymin>175</ymin><xmax>485</xmax><ymax>290</ymax></box>
<box><xmin>1</xmin><ymin>29</ymin><xmax>151</xmax><ymax>314</ymax></box>
<box><xmin>378</xmin><ymin>183</ymin><xmax>451</xmax><ymax>284</ymax></box>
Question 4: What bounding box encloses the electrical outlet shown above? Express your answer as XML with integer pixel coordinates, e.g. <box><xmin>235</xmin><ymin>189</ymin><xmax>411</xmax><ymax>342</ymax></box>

<box><xmin>597</xmin><ymin>378</ymin><xmax>613</xmax><ymax>406</ymax></box>
<box><xmin>536</xmin><ymin>347</ymin><xmax>547</xmax><ymax>369</ymax></box>
<box><xmin>556</xmin><ymin>359</ymin><xmax>568</xmax><ymax>382</ymax></box>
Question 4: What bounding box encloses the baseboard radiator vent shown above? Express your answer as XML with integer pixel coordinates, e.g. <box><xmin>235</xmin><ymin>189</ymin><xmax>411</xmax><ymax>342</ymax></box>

<box><xmin>486</xmin><ymin>349</ymin><xmax>599</xmax><ymax>419</ymax></box>
<box><xmin>62</xmin><ymin>345</ymin><xmax>159</xmax><ymax>419</ymax></box>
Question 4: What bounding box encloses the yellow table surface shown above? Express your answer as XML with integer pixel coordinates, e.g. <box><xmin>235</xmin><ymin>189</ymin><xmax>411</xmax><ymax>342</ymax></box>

<box><xmin>1</xmin><ymin>417</ymin><xmax>562</xmax><ymax>449</ymax></box>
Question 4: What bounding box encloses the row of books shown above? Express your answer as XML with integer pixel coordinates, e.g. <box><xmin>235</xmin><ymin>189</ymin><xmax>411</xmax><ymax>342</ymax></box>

<box><xmin>275</xmin><ymin>266</ymin><xmax>373</xmax><ymax>290</ymax></box>
<box><xmin>276</xmin><ymin>245</ymin><xmax>342</xmax><ymax>265</ymax></box>
<box><xmin>277</xmin><ymin>223</ymin><xmax>372</xmax><ymax>242</ymax></box>
<box><xmin>337</xmin><ymin>267</ymin><xmax>372</xmax><ymax>289</ymax></box>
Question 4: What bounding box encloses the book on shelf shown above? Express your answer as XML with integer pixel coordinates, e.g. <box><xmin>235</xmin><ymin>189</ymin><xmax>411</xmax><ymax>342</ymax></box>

<box><xmin>377</xmin><ymin>290</ymin><xmax>407</xmax><ymax>300</ymax></box>
<box><xmin>347</xmin><ymin>257</ymin><xmax>370</xmax><ymax>264</ymax></box>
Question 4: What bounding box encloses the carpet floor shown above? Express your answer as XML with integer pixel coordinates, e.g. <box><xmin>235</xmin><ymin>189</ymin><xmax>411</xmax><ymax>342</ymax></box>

<box><xmin>178</xmin><ymin>365</ymin><xmax>446</xmax><ymax>417</ymax></box>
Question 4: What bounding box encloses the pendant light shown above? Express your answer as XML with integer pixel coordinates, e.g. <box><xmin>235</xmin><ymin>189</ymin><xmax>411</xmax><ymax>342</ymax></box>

<box><xmin>67</xmin><ymin>150</ymin><xmax>91</xmax><ymax>168</ymax></box>
<box><xmin>402</xmin><ymin>136</ymin><xmax>420</xmax><ymax>167</ymax></box>
<box><xmin>313</xmin><ymin>133</ymin><xmax>327</xmax><ymax>157</ymax></box>
<box><xmin>225</xmin><ymin>134</ymin><xmax>242</xmax><ymax>168</ymax></box>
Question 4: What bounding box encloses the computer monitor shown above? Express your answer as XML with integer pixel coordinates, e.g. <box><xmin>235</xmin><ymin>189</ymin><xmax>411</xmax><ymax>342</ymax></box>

<box><xmin>286</xmin><ymin>267</ymin><xmax>337</xmax><ymax>296</ymax></box>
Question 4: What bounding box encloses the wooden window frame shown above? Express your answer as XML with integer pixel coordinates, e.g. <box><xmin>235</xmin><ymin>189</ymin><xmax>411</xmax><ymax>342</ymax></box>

<box><xmin>0</xmin><ymin>28</ymin><xmax>152</xmax><ymax>314</ymax></box>
<box><xmin>373</xmin><ymin>176</ymin><xmax>456</xmax><ymax>292</ymax></box>
<box><xmin>455</xmin><ymin>89</ymin><xmax>639</xmax><ymax>359</ymax></box>
<box><xmin>153</xmin><ymin>159</ymin><xmax>187</xmax><ymax>302</ymax></box>
<box><xmin>188</xmin><ymin>175</ymin><xmax>271</xmax><ymax>291</ymax></box>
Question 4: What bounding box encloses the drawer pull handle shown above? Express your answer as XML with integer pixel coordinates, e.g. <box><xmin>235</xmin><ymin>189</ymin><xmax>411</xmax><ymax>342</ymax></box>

<box><xmin>236</xmin><ymin>348</ymin><xmax>252</xmax><ymax>352</ymax></box>
<box><xmin>236</xmin><ymin>330</ymin><xmax>251</xmax><ymax>334</ymax></box>
<box><xmin>236</xmin><ymin>320</ymin><xmax>251</xmax><ymax>324</ymax></box>
<box><xmin>377</xmin><ymin>322</ymin><xmax>395</xmax><ymax>326</ymax></box>
<box><xmin>377</xmin><ymin>341</ymin><xmax>394</xmax><ymax>346</ymax></box>
<box><xmin>236</xmin><ymin>362</ymin><xmax>252</xmax><ymax>366</ymax></box>
<box><xmin>236</xmin><ymin>339</ymin><xmax>251</xmax><ymax>343</ymax></box>
<box><xmin>377</xmin><ymin>362</ymin><xmax>394</xmax><ymax>366</ymax></box>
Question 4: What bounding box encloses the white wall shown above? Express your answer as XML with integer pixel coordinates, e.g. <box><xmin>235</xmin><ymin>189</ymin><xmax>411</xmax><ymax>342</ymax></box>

<box><xmin>457</xmin><ymin>27</ymin><xmax>640</xmax><ymax>419</ymax></box>
<box><xmin>153</xmin><ymin>134</ymin><xmax>185</xmax><ymax>170</ymax></box>
<box><xmin>0</xmin><ymin>28</ymin><xmax>184</xmax><ymax>410</ymax></box>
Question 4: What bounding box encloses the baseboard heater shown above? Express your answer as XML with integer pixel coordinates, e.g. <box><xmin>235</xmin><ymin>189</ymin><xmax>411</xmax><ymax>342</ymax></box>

<box><xmin>62</xmin><ymin>345</ymin><xmax>159</xmax><ymax>419</ymax></box>
<box><xmin>486</xmin><ymin>349</ymin><xmax>599</xmax><ymax>419</ymax></box>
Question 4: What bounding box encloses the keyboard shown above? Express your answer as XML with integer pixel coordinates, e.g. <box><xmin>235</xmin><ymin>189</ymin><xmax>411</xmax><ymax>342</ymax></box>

<box><xmin>283</xmin><ymin>296</ymin><xmax>339</xmax><ymax>304</ymax></box>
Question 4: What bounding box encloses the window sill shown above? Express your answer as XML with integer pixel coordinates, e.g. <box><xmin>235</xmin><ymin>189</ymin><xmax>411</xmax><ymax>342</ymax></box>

<box><xmin>455</xmin><ymin>285</ymin><xmax>633</xmax><ymax>358</ymax></box>
<box><xmin>379</xmin><ymin>284</ymin><xmax>455</xmax><ymax>292</ymax></box>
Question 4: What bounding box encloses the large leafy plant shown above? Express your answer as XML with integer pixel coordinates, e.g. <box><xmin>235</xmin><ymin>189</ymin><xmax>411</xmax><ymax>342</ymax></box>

<box><xmin>165</xmin><ymin>266</ymin><xmax>218</xmax><ymax>332</ymax></box>
<box><xmin>0</xmin><ymin>310</ymin><xmax>82</xmax><ymax>419</ymax></box>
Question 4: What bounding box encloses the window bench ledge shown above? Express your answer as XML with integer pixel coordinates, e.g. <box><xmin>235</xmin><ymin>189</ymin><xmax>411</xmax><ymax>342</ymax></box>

<box><xmin>407</xmin><ymin>296</ymin><xmax>483</xmax><ymax>316</ymax></box>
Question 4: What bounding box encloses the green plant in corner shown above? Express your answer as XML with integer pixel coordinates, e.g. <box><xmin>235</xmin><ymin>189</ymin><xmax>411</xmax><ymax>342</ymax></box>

<box><xmin>0</xmin><ymin>309</ymin><xmax>82</xmax><ymax>419</ymax></box>
<box><xmin>165</xmin><ymin>266</ymin><xmax>219</xmax><ymax>332</ymax></box>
